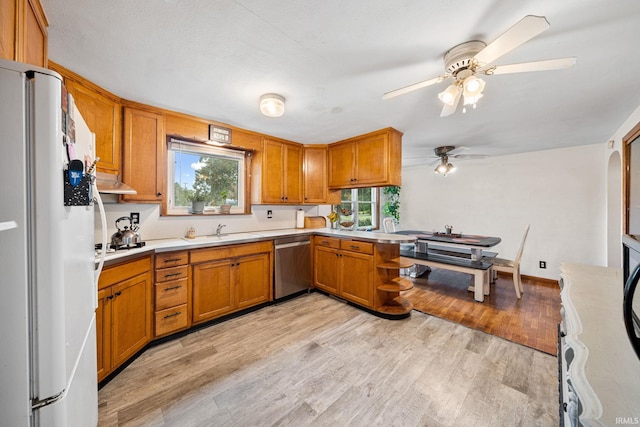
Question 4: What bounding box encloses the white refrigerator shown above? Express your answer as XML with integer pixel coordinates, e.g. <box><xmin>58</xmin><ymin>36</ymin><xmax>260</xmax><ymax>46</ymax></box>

<box><xmin>0</xmin><ymin>58</ymin><xmax>100</xmax><ymax>426</ymax></box>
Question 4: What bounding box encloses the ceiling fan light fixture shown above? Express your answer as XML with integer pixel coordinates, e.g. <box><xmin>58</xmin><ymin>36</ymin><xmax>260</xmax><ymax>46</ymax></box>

<box><xmin>434</xmin><ymin>157</ymin><xmax>456</xmax><ymax>176</ymax></box>
<box><xmin>259</xmin><ymin>93</ymin><xmax>286</xmax><ymax>117</ymax></box>
<box><xmin>437</xmin><ymin>84</ymin><xmax>461</xmax><ymax>106</ymax></box>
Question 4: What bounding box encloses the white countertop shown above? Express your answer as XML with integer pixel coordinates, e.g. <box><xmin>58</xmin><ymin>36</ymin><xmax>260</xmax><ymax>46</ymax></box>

<box><xmin>559</xmin><ymin>262</ymin><xmax>640</xmax><ymax>425</ymax></box>
<box><xmin>96</xmin><ymin>228</ymin><xmax>416</xmax><ymax>266</ymax></box>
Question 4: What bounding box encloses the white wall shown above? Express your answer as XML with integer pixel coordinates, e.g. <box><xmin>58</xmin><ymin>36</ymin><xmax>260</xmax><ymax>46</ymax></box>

<box><xmin>95</xmin><ymin>202</ymin><xmax>332</xmax><ymax>243</ymax></box>
<box><xmin>400</xmin><ymin>144</ymin><xmax>607</xmax><ymax>280</ymax></box>
<box><xmin>604</xmin><ymin>104</ymin><xmax>640</xmax><ymax>268</ymax></box>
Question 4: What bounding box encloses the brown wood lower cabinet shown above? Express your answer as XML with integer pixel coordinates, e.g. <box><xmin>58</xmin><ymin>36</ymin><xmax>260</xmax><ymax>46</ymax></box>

<box><xmin>191</xmin><ymin>241</ymin><xmax>273</xmax><ymax>324</ymax></box>
<box><xmin>154</xmin><ymin>250</ymin><xmax>190</xmax><ymax>337</ymax></box>
<box><xmin>313</xmin><ymin>236</ymin><xmax>374</xmax><ymax>307</ymax></box>
<box><xmin>312</xmin><ymin>236</ymin><xmax>412</xmax><ymax>317</ymax></box>
<box><xmin>97</xmin><ymin>255</ymin><xmax>152</xmax><ymax>382</ymax></box>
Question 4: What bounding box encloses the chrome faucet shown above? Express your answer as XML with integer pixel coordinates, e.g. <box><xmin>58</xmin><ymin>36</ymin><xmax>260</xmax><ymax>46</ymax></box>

<box><xmin>216</xmin><ymin>224</ymin><xmax>226</xmax><ymax>237</ymax></box>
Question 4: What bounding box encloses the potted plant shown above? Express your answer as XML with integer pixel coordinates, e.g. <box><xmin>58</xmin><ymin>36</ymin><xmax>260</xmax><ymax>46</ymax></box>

<box><xmin>189</xmin><ymin>181</ymin><xmax>210</xmax><ymax>214</ymax></box>
<box><xmin>218</xmin><ymin>190</ymin><xmax>232</xmax><ymax>215</ymax></box>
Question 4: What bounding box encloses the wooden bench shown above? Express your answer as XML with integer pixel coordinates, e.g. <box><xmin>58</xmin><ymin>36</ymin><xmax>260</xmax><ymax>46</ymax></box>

<box><xmin>399</xmin><ymin>248</ymin><xmax>493</xmax><ymax>302</ymax></box>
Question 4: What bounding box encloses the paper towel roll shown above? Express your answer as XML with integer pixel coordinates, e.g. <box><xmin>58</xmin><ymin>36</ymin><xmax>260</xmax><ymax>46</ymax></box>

<box><xmin>296</xmin><ymin>209</ymin><xmax>305</xmax><ymax>228</ymax></box>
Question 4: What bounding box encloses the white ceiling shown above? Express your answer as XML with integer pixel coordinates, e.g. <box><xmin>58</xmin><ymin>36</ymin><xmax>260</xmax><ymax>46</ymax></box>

<box><xmin>41</xmin><ymin>0</ymin><xmax>640</xmax><ymax>165</ymax></box>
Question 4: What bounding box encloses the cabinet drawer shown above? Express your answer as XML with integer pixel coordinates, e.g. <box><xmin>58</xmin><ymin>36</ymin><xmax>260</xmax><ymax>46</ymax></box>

<box><xmin>155</xmin><ymin>304</ymin><xmax>188</xmax><ymax>337</ymax></box>
<box><xmin>155</xmin><ymin>251</ymin><xmax>188</xmax><ymax>268</ymax></box>
<box><xmin>341</xmin><ymin>240</ymin><xmax>373</xmax><ymax>255</ymax></box>
<box><xmin>190</xmin><ymin>241</ymin><xmax>272</xmax><ymax>264</ymax></box>
<box><xmin>98</xmin><ymin>255</ymin><xmax>151</xmax><ymax>290</ymax></box>
<box><xmin>155</xmin><ymin>278</ymin><xmax>188</xmax><ymax>310</ymax></box>
<box><xmin>314</xmin><ymin>236</ymin><xmax>340</xmax><ymax>249</ymax></box>
<box><xmin>155</xmin><ymin>265</ymin><xmax>188</xmax><ymax>283</ymax></box>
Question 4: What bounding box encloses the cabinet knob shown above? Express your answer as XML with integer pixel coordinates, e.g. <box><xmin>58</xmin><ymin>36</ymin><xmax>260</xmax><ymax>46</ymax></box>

<box><xmin>157</xmin><ymin>192</ymin><xmax>162</xmax><ymax>197</ymax></box>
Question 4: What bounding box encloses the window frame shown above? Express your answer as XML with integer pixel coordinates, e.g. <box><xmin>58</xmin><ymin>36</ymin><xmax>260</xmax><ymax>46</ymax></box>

<box><xmin>164</xmin><ymin>138</ymin><xmax>248</xmax><ymax>216</ymax></box>
<box><xmin>338</xmin><ymin>187</ymin><xmax>379</xmax><ymax>230</ymax></box>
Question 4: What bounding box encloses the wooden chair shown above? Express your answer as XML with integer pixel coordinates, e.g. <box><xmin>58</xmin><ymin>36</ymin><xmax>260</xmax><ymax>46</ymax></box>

<box><xmin>483</xmin><ymin>224</ymin><xmax>530</xmax><ymax>299</ymax></box>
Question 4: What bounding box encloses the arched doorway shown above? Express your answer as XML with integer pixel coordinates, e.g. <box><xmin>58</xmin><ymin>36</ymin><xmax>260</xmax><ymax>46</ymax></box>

<box><xmin>608</xmin><ymin>151</ymin><xmax>622</xmax><ymax>267</ymax></box>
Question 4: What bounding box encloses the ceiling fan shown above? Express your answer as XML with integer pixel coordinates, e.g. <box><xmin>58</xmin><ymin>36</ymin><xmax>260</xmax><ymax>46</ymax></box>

<box><xmin>430</xmin><ymin>146</ymin><xmax>487</xmax><ymax>176</ymax></box>
<box><xmin>383</xmin><ymin>15</ymin><xmax>577</xmax><ymax>117</ymax></box>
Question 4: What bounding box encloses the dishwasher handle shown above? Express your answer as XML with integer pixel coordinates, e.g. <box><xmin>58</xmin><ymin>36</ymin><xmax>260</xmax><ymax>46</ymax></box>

<box><xmin>275</xmin><ymin>240</ymin><xmax>311</xmax><ymax>250</ymax></box>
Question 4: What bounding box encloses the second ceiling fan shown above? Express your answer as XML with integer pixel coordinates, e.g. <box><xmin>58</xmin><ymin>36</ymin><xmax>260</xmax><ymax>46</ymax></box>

<box><xmin>383</xmin><ymin>15</ymin><xmax>576</xmax><ymax>117</ymax></box>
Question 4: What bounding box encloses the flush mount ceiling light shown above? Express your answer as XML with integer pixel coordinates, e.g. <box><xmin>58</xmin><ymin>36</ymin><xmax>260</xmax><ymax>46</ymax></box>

<box><xmin>259</xmin><ymin>93</ymin><xmax>285</xmax><ymax>117</ymax></box>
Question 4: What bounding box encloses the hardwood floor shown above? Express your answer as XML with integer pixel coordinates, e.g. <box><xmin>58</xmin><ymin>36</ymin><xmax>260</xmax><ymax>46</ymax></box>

<box><xmin>98</xmin><ymin>293</ymin><xmax>559</xmax><ymax>426</ymax></box>
<box><xmin>404</xmin><ymin>269</ymin><xmax>561</xmax><ymax>354</ymax></box>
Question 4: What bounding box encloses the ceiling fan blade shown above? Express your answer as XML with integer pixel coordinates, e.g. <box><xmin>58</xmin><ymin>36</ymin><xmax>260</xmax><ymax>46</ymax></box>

<box><xmin>440</xmin><ymin>91</ymin><xmax>461</xmax><ymax>117</ymax></box>
<box><xmin>452</xmin><ymin>154</ymin><xmax>489</xmax><ymax>159</ymax></box>
<box><xmin>383</xmin><ymin>75</ymin><xmax>448</xmax><ymax>100</ymax></box>
<box><xmin>489</xmin><ymin>57</ymin><xmax>577</xmax><ymax>75</ymax></box>
<box><xmin>473</xmin><ymin>15</ymin><xmax>550</xmax><ymax>66</ymax></box>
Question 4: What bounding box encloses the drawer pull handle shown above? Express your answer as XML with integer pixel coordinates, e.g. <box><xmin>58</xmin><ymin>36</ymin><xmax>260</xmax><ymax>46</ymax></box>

<box><xmin>349</xmin><ymin>245</ymin><xmax>360</xmax><ymax>250</ymax></box>
<box><xmin>164</xmin><ymin>273</ymin><xmax>182</xmax><ymax>278</ymax></box>
<box><xmin>163</xmin><ymin>258</ymin><xmax>182</xmax><ymax>263</ymax></box>
<box><xmin>321</xmin><ymin>240</ymin><xmax>330</xmax><ymax>244</ymax></box>
<box><xmin>163</xmin><ymin>311</ymin><xmax>182</xmax><ymax>319</ymax></box>
<box><xmin>164</xmin><ymin>285</ymin><xmax>182</xmax><ymax>291</ymax></box>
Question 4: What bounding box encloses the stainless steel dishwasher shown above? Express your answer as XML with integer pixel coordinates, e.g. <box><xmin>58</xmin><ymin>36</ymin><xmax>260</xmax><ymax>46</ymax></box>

<box><xmin>274</xmin><ymin>235</ymin><xmax>311</xmax><ymax>300</ymax></box>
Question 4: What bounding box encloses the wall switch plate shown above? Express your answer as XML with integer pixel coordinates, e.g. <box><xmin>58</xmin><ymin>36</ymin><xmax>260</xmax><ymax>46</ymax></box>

<box><xmin>130</xmin><ymin>212</ymin><xmax>140</xmax><ymax>224</ymax></box>
<box><xmin>267</xmin><ymin>210</ymin><xmax>273</xmax><ymax>219</ymax></box>
<box><xmin>539</xmin><ymin>261</ymin><xmax>546</xmax><ymax>269</ymax></box>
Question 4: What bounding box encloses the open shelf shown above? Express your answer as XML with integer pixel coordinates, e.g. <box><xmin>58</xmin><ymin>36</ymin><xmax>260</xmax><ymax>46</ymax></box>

<box><xmin>378</xmin><ymin>296</ymin><xmax>413</xmax><ymax>316</ymax></box>
<box><xmin>377</xmin><ymin>258</ymin><xmax>414</xmax><ymax>270</ymax></box>
<box><xmin>377</xmin><ymin>277</ymin><xmax>413</xmax><ymax>292</ymax></box>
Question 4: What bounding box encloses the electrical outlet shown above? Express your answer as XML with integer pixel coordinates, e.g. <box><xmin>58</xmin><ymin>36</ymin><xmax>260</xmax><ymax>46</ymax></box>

<box><xmin>130</xmin><ymin>212</ymin><xmax>140</xmax><ymax>224</ymax></box>
<box><xmin>539</xmin><ymin>261</ymin><xmax>546</xmax><ymax>269</ymax></box>
<box><xmin>267</xmin><ymin>210</ymin><xmax>273</xmax><ymax>219</ymax></box>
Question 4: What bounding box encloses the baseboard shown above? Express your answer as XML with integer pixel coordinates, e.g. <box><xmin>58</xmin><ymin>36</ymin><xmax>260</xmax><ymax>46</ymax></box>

<box><xmin>497</xmin><ymin>271</ymin><xmax>558</xmax><ymax>287</ymax></box>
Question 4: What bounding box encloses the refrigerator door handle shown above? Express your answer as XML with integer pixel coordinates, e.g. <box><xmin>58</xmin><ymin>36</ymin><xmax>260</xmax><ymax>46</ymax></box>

<box><xmin>93</xmin><ymin>181</ymin><xmax>108</xmax><ymax>309</ymax></box>
<box><xmin>0</xmin><ymin>220</ymin><xmax>18</xmax><ymax>231</ymax></box>
<box><xmin>31</xmin><ymin>389</ymin><xmax>65</xmax><ymax>410</ymax></box>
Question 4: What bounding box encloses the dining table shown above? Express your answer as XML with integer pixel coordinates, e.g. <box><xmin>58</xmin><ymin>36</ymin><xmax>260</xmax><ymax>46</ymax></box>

<box><xmin>395</xmin><ymin>230</ymin><xmax>501</xmax><ymax>260</ymax></box>
<box><xmin>394</xmin><ymin>230</ymin><xmax>502</xmax><ymax>302</ymax></box>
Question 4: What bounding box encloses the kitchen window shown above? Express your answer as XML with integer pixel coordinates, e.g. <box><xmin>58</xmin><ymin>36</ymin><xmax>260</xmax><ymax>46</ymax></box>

<box><xmin>338</xmin><ymin>188</ymin><xmax>378</xmax><ymax>230</ymax></box>
<box><xmin>166</xmin><ymin>139</ymin><xmax>246</xmax><ymax>215</ymax></box>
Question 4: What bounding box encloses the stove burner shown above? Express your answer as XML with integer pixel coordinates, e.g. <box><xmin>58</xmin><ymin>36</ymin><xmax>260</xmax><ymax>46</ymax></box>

<box><xmin>111</xmin><ymin>241</ymin><xmax>146</xmax><ymax>250</ymax></box>
<box><xmin>95</xmin><ymin>241</ymin><xmax>146</xmax><ymax>251</ymax></box>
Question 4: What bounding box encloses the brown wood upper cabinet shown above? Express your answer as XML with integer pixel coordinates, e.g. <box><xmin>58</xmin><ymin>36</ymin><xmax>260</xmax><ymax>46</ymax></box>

<box><xmin>328</xmin><ymin>127</ymin><xmax>402</xmax><ymax>189</ymax></box>
<box><xmin>49</xmin><ymin>62</ymin><xmax>123</xmax><ymax>175</ymax></box>
<box><xmin>260</xmin><ymin>138</ymin><xmax>303</xmax><ymax>204</ymax></box>
<box><xmin>121</xmin><ymin>106</ymin><xmax>165</xmax><ymax>203</ymax></box>
<box><xmin>303</xmin><ymin>145</ymin><xmax>339</xmax><ymax>204</ymax></box>
<box><xmin>1</xmin><ymin>0</ymin><xmax>48</xmax><ymax>67</ymax></box>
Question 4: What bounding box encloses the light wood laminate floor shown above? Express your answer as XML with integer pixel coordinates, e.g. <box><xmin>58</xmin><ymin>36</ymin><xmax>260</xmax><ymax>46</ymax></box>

<box><xmin>98</xmin><ymin>293</ymin><xmax>559</xmax><ymax>426</ymax></box>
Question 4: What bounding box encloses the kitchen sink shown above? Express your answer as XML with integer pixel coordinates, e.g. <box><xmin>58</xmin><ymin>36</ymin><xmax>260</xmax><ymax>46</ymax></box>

<box><xmin>181</xmin><ymin>232</ymin><xmax>259</xmax><ymax>244</ymax></box>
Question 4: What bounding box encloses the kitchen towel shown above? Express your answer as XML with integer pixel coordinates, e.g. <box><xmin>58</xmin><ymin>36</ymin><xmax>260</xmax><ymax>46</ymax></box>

<box><xmin>296</xmin><ymin>209</ymin><xmax>305</xmax><ymax>228</ymax></box>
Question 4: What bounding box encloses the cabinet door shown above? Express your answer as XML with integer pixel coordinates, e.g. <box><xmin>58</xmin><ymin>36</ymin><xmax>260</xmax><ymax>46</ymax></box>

<box><xmin>96</xmin><ymin>287</ymin><xmax>112</xmax><ymax>382</ymax></box>
<box><xmin>110</xmin><ymin>271</ymin><xmax>152</xmax><ymax>367</ymax></box>
<box><xmin>354</xmin><ymin>133</ymin><xmax>388</xmax><ymax>185</ymax></box>
<box><xmin>122</xmin><ymin>107</ymin><xmax>165</xmax><ymax>203</ymax></box>
<box><xmin>192</xmin><ymin>260</ymin><xmax>233</xmax><ymax>323</ymax></box>
<box><xmin>328</xmin><ymin>142</ymin><xmax>355</xmax><ymax>188</ymax></box>
<box><xmin>0</xmin><ymin>0</ymin><xmax>17</xmax><ymax>61</ymax></box>
<box><xmin>22</xmin><ymin>0</ymin><xmax>47</xmax><ymax>67</ymax></box>
<box><xmin>303</xmin><ymin>146</ymin><xmax>328</xmax><ymax>204</ymax></box>
<box><xmin>283</xmin><ymin>143</ymin><xmax>303</xmax><ymax>203</ymax></box>
<box><xmin>340</xmin><ymin>251</ymin><xmax>374</xmax><ymax>307</ymax></box>
<box><xmin>235</xmin><ymin>253</ymin><xmax>271</xmax><ymax>309</ymax></box>
<box><xmin>64</xmin><ymin>79</ymin><xmax>122</xmax><ymax>174</ymax></box>
<box><xmin>314</xmin><ymin>246</ymin><xmax>340</xmax><ymax>294</ymax></box>
<box><xmin>261</xmin><ymin>139</ymin><xmax>285</xmax><ymax>203</ymax></box>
